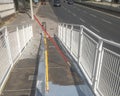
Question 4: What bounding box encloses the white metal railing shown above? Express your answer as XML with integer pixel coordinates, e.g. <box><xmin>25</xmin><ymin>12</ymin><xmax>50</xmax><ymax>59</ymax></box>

<box><xmin>58</xmin><ymin>23</ymin><xmax>120</xmax><ymax>96</ymax></box>
<box><xmin>0</xmin><ymin>23</ymin><xmax>33</xmax><ymax>93</ymax></box>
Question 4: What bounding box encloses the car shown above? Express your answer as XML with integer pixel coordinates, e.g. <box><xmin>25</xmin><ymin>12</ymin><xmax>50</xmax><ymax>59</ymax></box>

<box><xmin>53</xmin><ymin>0</ymin><xmax>61</xmax><ymax>7</ymax></box>
<box><xmin>67</xmin><ymin>0</ymin><xmax>74</xmax><ymax>5</ymax></box>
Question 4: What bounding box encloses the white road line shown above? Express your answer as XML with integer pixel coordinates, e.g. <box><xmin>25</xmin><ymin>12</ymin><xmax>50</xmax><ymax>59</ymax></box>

<box><xmin>90</xmin><ymin>14</ymin><xmax>97</xmax><ymax>18</ymax></box>
<box><xmin>90</xmin><ymin>26</ymin><xmax>100</xmax><ymax>33</ymax></box>
<box><xmin>79</xmin><ymin>18</ymin><xmax>85</xmax><ymax>23</ymax></box>
<box><xmin>72</xmin><ymin>13</ymin><xmax>76</xmax><ymax>17</ymax></box>
<box><xmin>14</xmin><ymin>67</ymin><xmax>35</xmax><ymax>70</ymax></box>
<box><xmin>68</xmin><ymin>10</ymin><xmax>71</xmax><ymax>13</ymax></box>
<box><xmin>62</xmin><ymin>6</ymin><xmax>66</xmax><ymax>10</ymax></box>
<box><xmin>102</xmin><ymin>19</ymin><xmax>112</xmax><ymax>24</ymax></box>
<box><xmin>76</xmin><ymin>4</ymin><xmax>120</xmax><ymax>19</ymax></box>
<box><xmin>4</xmin><ymin>89</ymin><xmax>33</xmax><ymax>92</ymax></box>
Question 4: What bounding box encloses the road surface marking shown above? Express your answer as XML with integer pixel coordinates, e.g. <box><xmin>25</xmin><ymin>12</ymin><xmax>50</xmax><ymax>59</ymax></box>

<box><xmin>44</xmin><ymin>33</ymin><xmax>49</xmax><ymax>92</ymax></box>
<box><xmin>102</xmin><ymin>19</ymin><xmax>112</xmax><ymax>24</ymax></box>
<box><xmin>62</xmin><ymin>6</ymin><xmax>66</xmax><ymax>10</ymax></box>
<box><xmin>90</xmin><ymin>26</ymin><xmax>100</xmax><ymax>33</ymax></box>
<box><xmin>79</xmin><ymin>18</ymin><xmax>85</xmax><ymax>23</ymax></box>
<box><xmin>4</xmin><ymin>89</ymin><xmax>33</xmax><ymax>92</ymax></box>
<box><xmin>76</xmin><ymin>4</ymin><xmax>120</xmax><ymax>19</ymax></box>
<box><xmin>72</xmin><ymin>13</ymin><xmax>77</xmax><ymax>17</ymax></box>
<box><xmin>90</xmin><ymin>14</ymin><xmax>97</xmax><ymax>18</ymax></box>
<box><xmin>68</xmin><ymin>10</ymin><xmax>71</xmax><ymax>13</ymax></box>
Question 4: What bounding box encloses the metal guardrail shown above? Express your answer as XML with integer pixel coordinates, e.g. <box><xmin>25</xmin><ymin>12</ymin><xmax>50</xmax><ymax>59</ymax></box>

<box><xmin>58</xmin><ymin>23</ymin><xmax>120</xmax><ymax>96</ymax></box>
<box><xmin>0</xmin><ymin>24</ymin><xmax>33</xmax><ymax>94</ymax></box>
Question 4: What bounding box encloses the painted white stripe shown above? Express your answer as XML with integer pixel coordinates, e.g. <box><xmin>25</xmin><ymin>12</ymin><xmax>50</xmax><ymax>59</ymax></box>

<box><xmin>102</xmin><ymin>19</ymin><xmax>112</xmax><ymax>24</ymax></box>
<box><xmin>62</xmin><ymin>6</ymin><xmax>66</xmax><ymax>10</ymax></box>
<box><xmin>76</xmin><ymin>3</ymin><xmax>120</xmax><ymax>19</ymax></box>
<box><xmin>79</xmin><ymin>18</ymin><xmax>85</xmax><ymax>23</ymax></box>
<box><xmin>14</xmin><ymin>67</ymin><xmax>35</xmax><ymax>70</ymax></box>
<box><xmin>4</xmin><ymin>89</ymin><xmax>33</xmax><ymax>92</ymax></box>
<box><xmin>68</xmin><ymin>10</ymin><xmax>71</xmax><ymax>13</ymax></box>
<box><xmin>90</xmin><ymin>14</ymin><xmax>97</xmax><ymax>18</ymax></box>
<box><xmin>73</xmin><ymin>13</ymin><xmax>76</xmax><ymax>17</ymax></box>
<box><xmin>90</xmin><ymin>26</ymin><xmax>100</xmax><ymax>33</ymax></box>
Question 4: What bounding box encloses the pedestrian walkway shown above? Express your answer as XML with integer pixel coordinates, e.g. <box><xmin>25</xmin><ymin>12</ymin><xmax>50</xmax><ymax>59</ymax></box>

<box><xmin>46</xmin><ymin>38</ymin><xmax>84</xmax><ymax>96</ymax></box>
<box><xmin>34</xmin><ymin>14</ymin><xmax>95</xmax><ymax>96</ymax></box>
<box><xmin>1</xmin><ymin>2</ymin><xmax>95</xmax><ymax>96</ymax></box>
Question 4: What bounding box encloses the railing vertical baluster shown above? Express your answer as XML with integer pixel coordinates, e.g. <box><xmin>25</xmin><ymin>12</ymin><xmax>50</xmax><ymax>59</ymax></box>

<box><xmin>92</xmin><ymin>39</ymin><xmax>103</xmax><ymax>92</ymax></box>
<box><xmin>70</xmin><ymin>25</ymin><xmax>73</xmax><ymax>54</ymax></box>
<box><xmin>16</xmin><ymin>27</ymin><xmax>21</xmax><ymax>55</ymax></box>
<box><xmin>5</xmin><ymin>27</ymin><xmax>13</xmax><ymax>66</ymax></box>
<box><xmin>65</xmin><ymin>24</ymin><xmax>68</xmax><ymax>46</ymax></box>
<box><xmin>78</xmin><ymin>25</ymin><xmax>83</xmax><ymax>64</ymax></box>
<box><xmin>62</xmin><ymin>23</ymin><xmax>64</xmax><ymax>42</ymax></box>
<box><xmin>22</xmin><ymin>25</ymin><xmax>26</xmax><ymax>46</ymax></box>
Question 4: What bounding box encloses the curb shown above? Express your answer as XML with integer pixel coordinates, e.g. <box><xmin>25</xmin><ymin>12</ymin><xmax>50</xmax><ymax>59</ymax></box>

<box><xmin>75</xmin><ymin>1</ymin><xmax>120</xmax><ymax>14</ymax></box>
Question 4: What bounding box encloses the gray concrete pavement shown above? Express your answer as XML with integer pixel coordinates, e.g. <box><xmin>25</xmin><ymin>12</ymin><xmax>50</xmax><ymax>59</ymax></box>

<box><xmin>36</xmin><ymin>2</ymin><xmax>95</xmax><ymax>96</ymax></box>
<box><xmin>37</xmin><ymin>2</ymin><xmax>58</xmax><ymax>37</ymax></box>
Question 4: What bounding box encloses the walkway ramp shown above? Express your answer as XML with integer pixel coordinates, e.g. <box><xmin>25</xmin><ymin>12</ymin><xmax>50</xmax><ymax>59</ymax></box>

<box><xmin>34</xmin><ymin>16</ymin><xmax>95</xmax><ymax>96</ymax></box>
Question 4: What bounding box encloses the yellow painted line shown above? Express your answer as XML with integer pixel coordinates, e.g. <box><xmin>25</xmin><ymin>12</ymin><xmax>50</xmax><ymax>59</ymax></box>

<box><xmin>44</xmin><ymin>33</ymin><xmax>49</xmax><ymax>92</ymax></box>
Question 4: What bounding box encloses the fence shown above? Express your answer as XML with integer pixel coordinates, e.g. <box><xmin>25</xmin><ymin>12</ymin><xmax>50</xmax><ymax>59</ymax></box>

<box><xmin>0</xmin><ymin>24</ymin><xmax>33</xmax><ymax>93</ymax></box>
<box><xmin>58</xmin><ymin>23</ymin><xmax>120</xmax><ymax>96</ymax></box>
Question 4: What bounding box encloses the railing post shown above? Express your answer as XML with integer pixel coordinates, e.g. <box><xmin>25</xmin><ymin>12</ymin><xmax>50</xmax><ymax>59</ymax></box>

<box><xmin>22</xmin><ymin>25</ymin><xmax>26</xmax><ymax>46</ymax></box>
<box><xmin>70</xmin><ymin>25</ymin><xmax>73</xmax><ymax>54</ymax></box>
<box><xmin>92</xmin><ymin>39</ymin><xmax>103</xmax><ymax>92</ymax></box>
<box><xmin>59</xmin><ymin>24</ymin><xmax>62</xmax><ymax>39</ymax></box>
<box><xmin>65</xmin><ymin>24</ymin><xmax>68</xmax><ymax>46</ymax></box>
<box><xmin>78</xmin><ymin>25</ymin><xmax>83</xmax><ymax>64</ymax></box>
<box><xmin>61</xmin><ymin>23</ymin><xmax>64</xmax><ymax>42</ymax></box>
<box><xmin>30</xmin><ymin>24</ymin><xmax>33</xmax><ymax>39</ymax></box>
<box><xmin>5</xmin><ymin>27</ymin><xmax>13</xmax><ymax>66</ymax></box>
<box><xmin>16</xmin><ymin>27</ymin><xmax>21</xmax><ymax>55</ymax></box>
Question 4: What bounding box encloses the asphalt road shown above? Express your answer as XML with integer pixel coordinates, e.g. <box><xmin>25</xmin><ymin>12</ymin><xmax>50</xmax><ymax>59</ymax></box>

<box><xmin>48</xmin><ymin>1</ymin><xmax>120</xmax><ymax>43</ymax></box>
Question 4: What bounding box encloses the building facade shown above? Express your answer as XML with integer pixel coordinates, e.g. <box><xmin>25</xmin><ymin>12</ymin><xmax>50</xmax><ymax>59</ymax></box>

<box><xmin>0</xmin><ymin>0</ymin><xmax>15</xmax><ymax>19</ymax></box>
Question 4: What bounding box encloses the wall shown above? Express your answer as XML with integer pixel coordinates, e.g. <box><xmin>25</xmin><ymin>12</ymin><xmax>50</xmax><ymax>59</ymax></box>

<box><xmin>0</xmin><ymin>0</ymin><xmax>15</xmax><ymax>18</ymax></box>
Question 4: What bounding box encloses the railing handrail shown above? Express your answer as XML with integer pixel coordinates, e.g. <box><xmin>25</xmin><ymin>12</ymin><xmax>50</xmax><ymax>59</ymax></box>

<box><xmin>7</xmin><ymin>21</ymin><xmax>32</xmax><ymax>28</ymax></box>
<box><xmin>60</xmin><ymin>23</ymin><xmax>120</xmax><ymax>48</ymax></box>
<box><xmin>58</xmin><ymin>23</ymin><xmax>120</xmax><ymax>96</ymax></box>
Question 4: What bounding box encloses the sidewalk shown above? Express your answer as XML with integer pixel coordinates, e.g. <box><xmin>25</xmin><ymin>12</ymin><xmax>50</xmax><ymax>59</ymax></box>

<box><xmin>75</xmin><ymin>1</ymin><xmax>120</xmax><ymax>13</ymax></box>
<box><xmin>0</xmin><ymin>3</ymin><xmax>42</xmax><ymax>96</ymax></box>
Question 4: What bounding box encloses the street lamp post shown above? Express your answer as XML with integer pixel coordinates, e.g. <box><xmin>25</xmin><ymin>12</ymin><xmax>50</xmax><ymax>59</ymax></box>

<box><xmin>30</xmin><ymin>0</ymin><xmax>34</xmax><ymax>20</ymax></box>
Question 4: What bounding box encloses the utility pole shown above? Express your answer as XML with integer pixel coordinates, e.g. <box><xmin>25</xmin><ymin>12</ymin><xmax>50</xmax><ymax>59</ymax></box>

<box><xmin>30</xmin><ymin>0</ymin><xmax>34</xmax><ymax>20</ymax></box>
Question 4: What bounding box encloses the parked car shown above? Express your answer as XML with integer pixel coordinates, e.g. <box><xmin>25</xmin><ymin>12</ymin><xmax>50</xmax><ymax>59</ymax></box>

<box><xmin>67</xmin><ymin>0</ymin><xmax>74</xmax><ymax>5</ymax></box>
<box><xmin>54</xmin><ymin>0</ymin><xmax>61</xmax><ymax>7</ymax></box>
